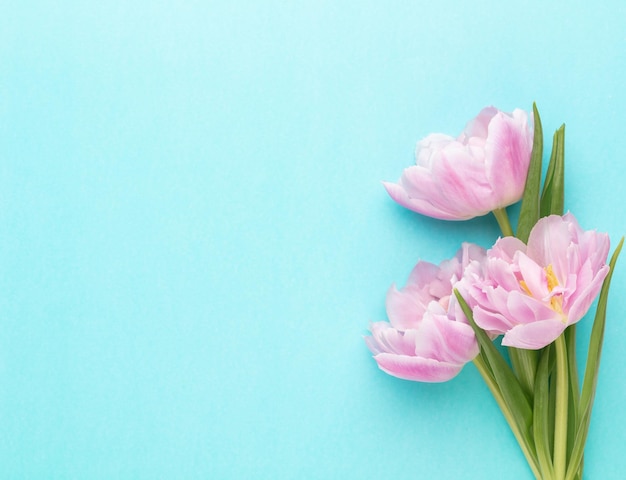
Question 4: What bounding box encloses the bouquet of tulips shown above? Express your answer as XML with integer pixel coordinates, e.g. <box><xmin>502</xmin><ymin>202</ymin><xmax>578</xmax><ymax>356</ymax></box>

<box><xmin>365</xmin><ymin>105</ymin><xmax>622</xmax><ymax>480</ymax></box>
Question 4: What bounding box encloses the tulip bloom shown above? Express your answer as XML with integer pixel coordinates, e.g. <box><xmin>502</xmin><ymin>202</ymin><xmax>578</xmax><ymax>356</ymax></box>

<box><xmin>384</xmin><ymin>107</ymin><xmax>533</xmax><ymax>220</ymax></box>
<box><xmin>463</xmin><ymin>213</ymin><xmax>610</xmax><ymax>349</ymax></box>
<box><xmin>365</xmin><ymin>244</ymin><xmax>485</xmax><ymax>382</ymax></box>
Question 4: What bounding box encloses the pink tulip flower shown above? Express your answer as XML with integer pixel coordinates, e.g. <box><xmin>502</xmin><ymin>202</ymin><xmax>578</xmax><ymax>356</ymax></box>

<box><xmin>383</xmin><ymin>107</ymin><xmax>533</xmax><ymax>220</ymax></box>
<box><xmin>365</xmin><ymin>244</ymin><xmax>485</xmax><ymax>382</ymax></box>
<box><xmin>463</xmin><ymin>213</ymin><xmax>610</xmax><ymax>349</ymax></box>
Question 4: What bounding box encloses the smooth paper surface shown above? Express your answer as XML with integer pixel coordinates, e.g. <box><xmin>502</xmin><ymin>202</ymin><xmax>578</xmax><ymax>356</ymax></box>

<box><xmin>2</xmin><ymin>2</ymin><xmax>625</xmax><ymax>478</ymax></box>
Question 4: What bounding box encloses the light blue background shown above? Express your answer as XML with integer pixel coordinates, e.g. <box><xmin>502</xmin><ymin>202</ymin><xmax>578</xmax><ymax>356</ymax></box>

<box><xmin>2</xmin><ymin>1</ymin><xmax>625</xmax><ymax>478</ymax></box>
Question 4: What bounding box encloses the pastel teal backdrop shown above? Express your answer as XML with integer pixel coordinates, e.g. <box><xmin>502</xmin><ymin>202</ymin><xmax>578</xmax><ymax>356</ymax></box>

<box><xmin>2</xmin><ymin>1</ymin><xmax>625</xmax><ymax>478</ymax></box>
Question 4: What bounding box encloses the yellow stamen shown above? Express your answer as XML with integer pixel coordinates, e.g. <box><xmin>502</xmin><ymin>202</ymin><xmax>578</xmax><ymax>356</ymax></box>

<box><xmin>519</xmin><ymin>263</ymin><xmax>565</xmax><ymax>318</ymax></box>
<box><xmin>545</xmin><ymin>264</ymin><xmax>559</xmax><ymax>292</ymax></box>
<box><xmin>545</xmin><ymin>264</ymin><xmax>565</xmax><ymax>318</ymax></box>
<box><xmin>550</xmin><ymin>295</ymin><xmax>564</xmax><ymax>315</ymax></box>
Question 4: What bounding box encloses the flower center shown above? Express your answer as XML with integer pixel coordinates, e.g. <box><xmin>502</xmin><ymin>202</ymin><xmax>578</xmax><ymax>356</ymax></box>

<box><xmin>520</xmin><ymin>264</ymin><xmax>564</xmax><ymax>316</ymax></box>
<box><xmin>545</xmin><ymin>264</ymin><xmax>558</xmax><ymax>291</ymax></box>
<box><xmin>544</xmin><ymin>265</ymin><xmax>564</xmax><ymax>314</ymax></box>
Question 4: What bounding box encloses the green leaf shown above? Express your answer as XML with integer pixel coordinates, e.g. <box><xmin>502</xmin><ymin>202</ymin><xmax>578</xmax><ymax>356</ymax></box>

<box><xmin>565</xmin><ymin>325</ymin><xmax>580</xmax><ymax>463</ymax></box>
<box><xmin>565</xmin><ymin>237</ymin><xmax>624</xmax><ymax>480</ymax></box>
<box><xmin>553</xmin><ymin>333</ymin><xmax>569</xmax><ymax>480</ymax></box>
<box><xmin>540</xmin><ymin>125</ymin><xmax>565</xmax><ymax>217</ymax></box>
<box><xmin>548</xmin><ymin>361</ymin><xmax>556</xmax><ymax>456</ymax></box>
<box><xmin>472</xmin><ymin>352</ymin><xmax>542</xmax><ymax>479</ymax></box>
<box><xmin>508</xmin><ymin>347</ymin><xmax>538</xmax><ymax>401</ymax></box>
<box><xmin>533</xmin><ymin>345</ymin><xmax>555</xmax><ymax>479</ymax></box>
<box><xmin>517</xmin><ymin>103</ymin><xmax>543</xmax><ymax>242</ymax></box>
<box><xmin>454</xmin><ymin>291</ymin><xmax>535</xmax><ymax>443</ymax></box>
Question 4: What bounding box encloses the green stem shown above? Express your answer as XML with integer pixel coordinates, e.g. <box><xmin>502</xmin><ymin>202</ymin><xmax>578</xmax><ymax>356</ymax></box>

<box><xmin>492</xmin><ymin>208</ymin><xmax>514</xmax><ymax>237</ymax></box>
<box><xmin>509</xmin><ymin>347</ymin><xmax>538</xmax><ymax>401</ymax></box>
<box><xmin>554</xmin><ymin>334</ymin><xmax>569</xmax><ymax>480</ymax></box>
<box><xmin>473</xmin><ymin>356</ymin><xmax>541</xmax><ymax>479</ymax></box>
<box><xmin>565</xmin><ymin>326</ymin><xmax>580</xmax><ymax>465</ymax></box>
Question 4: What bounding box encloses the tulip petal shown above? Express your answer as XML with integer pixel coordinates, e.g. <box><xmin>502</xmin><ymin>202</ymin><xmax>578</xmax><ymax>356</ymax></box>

<box><xmin>517</xmin><ymin>252</ymin><xmax>550</xmax><ymax>299</ymax></box>
<box><xmin>460</xmin><ymin>106</ymin><xmax>498</xmax><ymax>140</ymax></box>
<box><xmin>490</xmin><ymin>236</ymin><xmax>527</xmax><ymax>263</ymax></box>
<box><xmin>473</xmin><ymin>305</ymin><xmax>513</xmax><ymax>334</ymax></box>
<box><xmin>483</xmin><ymin>284</ymin><xmax>513</xmax><ymax>317</ymax></box>
<box><xmin>501</xmin><ymin>320</ymin><xmax>567</xmax><ymax>350</ymax></box>
<box><xmin>432</xmin><ymin>150</ymin><xmax>494</xmax><ymax>216</ymax></box>
<box><xmin>406</xmin><ymin>260</ymin><xmax>440</xmax><ymax>288</ymax></box>
<box><xmin>386</xmin><ymin>285</ymin><xmax>428</xmax><ymax>331</ymax></box>
<box><xmin>366</xmin><ymin>322</ymin><xmax>416</xmax><ymax>356</ymax></box>
<box><xmin>414</xmin><ymin>313</ymin><xmax>479</xmax><ymax>364</ymax></box>
<box><xmin>506</xmin><ymin>290</ymin><xmax>560</xmax><ymax>324</ymax></box>
<box><xmin>462</xmin><ymin>214</ymin><xmax>610</xmax><ymax>351</ymax></box>
<box><xmin>484</xmin><ymin>110</ymin><xmax>532</xmax><ymax>206</ymax></box>
<box><xmin>527</xmin><ymin>215</ymin><xmax>575</xmax><ymax>281</ymax></box>
<box><xmin>365</xmin><ymin>245</ymin><xmax>487</xmax><ymax>383</ymax></box>
<box><xmin>566</xmin><ymin>265</ymin><xmax>610</xmax><ymax>323</ymax></box>
<box><xmin>484</xmin><ymin>258</ymin><xmax>521</xmax><ymax>292</ymax></box>
<box><xmin>372</xmin><ymin>353</ymin><xmax>464</xmax><ymax>382</ymax></box>
<box><xmin>383</xmin><ymin>181</ymin><xmax>463</xmax><ymax>220</ymax></box>
<box><xmin>384</xmin><ymin>106</ymin><xmax>533</xmax><ymax>220</ymax></box>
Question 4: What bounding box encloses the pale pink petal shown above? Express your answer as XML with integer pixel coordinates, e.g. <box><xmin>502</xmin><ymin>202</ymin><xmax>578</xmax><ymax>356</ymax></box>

<box><xmin>462</xmin><ymin>213</ymin><xmax>611</xmax><ymax>349</ymax></box>
<box><xmin>372</xmin><ymin>353</ymin><xmax>465</xmax><ymax>382</ymax></box>
<box><xmin>386</xmin><ymin>285</ymin><xmax>428</xmax><ymax>331</ymax></box>
<box><xmin>438</xmin><ymin>256</ymin><xmax>462</xmax><ymax>285</ymax></box>
<box><xmin>406</xmin><ymin>261</ymin><xmax>440</xmax><ymax>288</ymax></box>
<box><xmin>563</xmin><ymin>261</ymin><xmax>592</xmax><ymax>308</ymax></box>
<box><xmin>410</xmin><ymin>260</ymin><xmax>453</xmax><ymax>299</ymax></box>
<box><xmin>484</xmin><ymin>110</ymin><xmax>532</xmax><ymax>207</ymax></box>
<box><xmin>364</xmin><ymin>335</ymin><xmax>384</xmax><ymax>356</ymax></box>
<box><xmin>484</xmin><ymin>257</ymin><xmax>523</xmax><ymax>292</ymax></box>
<box><xmin>366</xmin><ymin>322</ymin><xmax>416</xmax><ymax>356</ymax></box>
<box><xmin>365</xmin><ymin>245</ymin><xmax>487</xmax><ymax>383</ymax></box>
<box><xmin>382</xmin><ymin>181</ymin><xmax>462</xmax><ymax>220</ymax></box>
<box><xmin>459</xmin><ymin>106</ymin><xmax>498</xmax><ymax>141</ymax></box>
<box><xmin>483</xmin><ymin>285</ymin><xmax>514</xmax><ymax>317</ymax></box>
<box><xmin>570</xmin><ymin>226</ymin><xmax>610</xmax><ymax>280</ymax></box>
<box><xmin>459</xmin><ymin>242</ymin><xmax>488</xmax><ymax>269</ymax></box>
<box><xmin>581</xmin><ymin>230</ymin><xmax>610</xmax><ymax>271</ymax></box>
<box><xmin>517</xmin><ymin>252</ymin><xmax>550</xmax><ymax>299</ymax></box>
<box><xmin>506</xmin><ymin>290</ymin><xmax>561</xmax><ymax>324</ymax></box>
<box><xmin>415</xmin><ymin>133</ymin><xmax>455</xmax><ymax>167</ymax></box>
<box><xmin>384</xmin><ymin>106</ymin><xmax>532</xmax><ymax>220</ymax></box>
<box><xmin>527</xmin><ymin>215</ymin><xmax>575</xmax><ymax>280</ymax></box>
<box><xmin>413</xmin><ymin>313</ymin><xmax>479</xmax><ymax>364</ymax></box>
<box><xmin>473</xmin><ymin>305</ymin><xmax>514</xmax><ymax>334</ymax></box>
<box><xmin>401</xmin><ymin>159</ymin><xmax>492</xmax><ymax>219</ymax></box>
<box><xmin>501</xmin><ymin>320</ymin><xmax>567</xmax><ymax>350</ymax></box>
<box><xmin>430</xmin><ymin>148</ymin><xmax>494</xmax><ymax>215</ymax></box>
<box><xmin>489</xmin><ymin>236</ymin><xmax>527</xmax><ymax>263</ymax></box>
<box><xmin>566</xmin><ymin>265</ymin><xmax>610</xmax><ymax>323</ymax></box>
<box><xmin>400</xmin><ymin>165</ymin><xmax>441</xmax><ymax>200</ymax></box>
<box><xmin>458</xmin><ymin>271</ymin><xmax>489</xmax><ymax>308</ymax></box>
<box><xmin>562</xmin><ymin>272</ymin><xmax>579</xmax><ymax>306</ymax></box>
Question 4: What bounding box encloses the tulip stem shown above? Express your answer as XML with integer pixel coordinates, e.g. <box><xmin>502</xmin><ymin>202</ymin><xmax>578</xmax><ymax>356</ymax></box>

<box><xmin>473</xmin><ymin>356</ymin><xmax>541</xmax><ymax>479</ymax></box>
<box><xmin>492</xmin><ymin>208</ymin><xmax>514</xmax><ymax>237</ymax></box>
<box><xmin>554</xmin><ymin>334</ymin><xmax>569</xmax><ymax>480</ymax></box>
